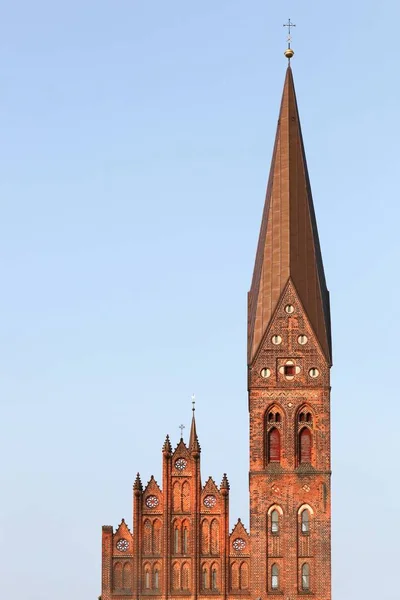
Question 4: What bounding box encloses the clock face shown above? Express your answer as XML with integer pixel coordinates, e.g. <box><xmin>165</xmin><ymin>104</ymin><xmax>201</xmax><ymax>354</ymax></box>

<box><xmin>232</xmin><ymin>538</ymin><xmax>246</xmax><ymax>551</ymax></box>
<box><xmin>203</xmin><ymin>494</ymin><xmax>217</xmax><ymax>508</ymax></box>
<box><xmin>116</xmin><ymin>538</ymin><xmax>129</xmax><ymax>552</ymax></box>
<box><xmin>175</xmin><ymin>458</ymin><xmax>187</xmax><ymax>471</ymax></box>
<box><xmin>145</xmin><ymin>495</ymin><xmax>159</xmax><ymax>508</ymax></box>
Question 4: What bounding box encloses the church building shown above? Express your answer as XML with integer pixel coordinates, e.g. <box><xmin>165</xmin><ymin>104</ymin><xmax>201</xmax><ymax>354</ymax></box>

<box><xmin>100</xmin><ymin>50</ymin><xmax>332</xmax><ymax>600</ymax></box>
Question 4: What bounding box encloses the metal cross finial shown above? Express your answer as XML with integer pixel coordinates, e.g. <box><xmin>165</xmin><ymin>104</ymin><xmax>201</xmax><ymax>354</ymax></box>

<box><xmin>283</xmin><ymin>18</ymin><xmax>296</xmax><ymax>48</ymax></box>
<box><xmin>179</xmin><ymin>424</ymin><xmax>185</xmax><ymax>439</ymax></box>
<box><xmin>191</xmin><ymin>393</ymin><xmax>196</xmax><ymax>413</ymax></box>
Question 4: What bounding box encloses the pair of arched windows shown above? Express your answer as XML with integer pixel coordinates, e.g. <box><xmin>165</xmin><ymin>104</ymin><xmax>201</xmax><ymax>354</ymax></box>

<box><xmin>144</xmin><ymin>564</ymin><xmax>160</xmax><ymax>591</ymax></box>
<box><xmin>173</xmin><ymin>521</ymin><xmax>189</xmax><ymax>554</ymax></box>
<box><xmin>270</xmin><ymin>506</ymin><xmax>311</xmax><ymax>535</ymax></box>
<box><xmin>270</xmin><ymin>563</ymin><xmax>310</xmax><ymax>592</ymax></box>
<box><xmin>266</xmin><ymin>408</ymin><xmax>313</xmax><ymax>466</ymax></box>
<box><xmin>202</xmin><ymin>565</ymin><xmax>218</xmax><ymax>591</ymax></box>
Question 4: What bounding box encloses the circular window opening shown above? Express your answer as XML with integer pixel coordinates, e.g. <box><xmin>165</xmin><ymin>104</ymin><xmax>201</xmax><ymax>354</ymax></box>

<box><xmin>309</xmin><ymin>368</ymin><xmax>320</xmax><ymax>378</ymax></box>
<box><xmin>285</xmin><ymin>304</ymin><xmax>295</xmax><ymax>314</ymax></box>
<box><xmin>272</xmin><ymin>335</ymin><xmax>282</xmax><ymax>345</ymax></box>
<box><xmin>261</xmin><ymin>368</ymin><xmax>271</xmax><ymax>378</ymax></box>
<box><xmin>298</xmin><ymin>335</ymin><xmax>308</xmax><ymax>345</ymax></box>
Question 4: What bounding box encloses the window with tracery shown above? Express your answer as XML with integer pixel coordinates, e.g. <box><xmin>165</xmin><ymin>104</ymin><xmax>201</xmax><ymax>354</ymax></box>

<box><xmin>265</xmin><ymin>407</ymin><xmax>283</xmax><ymax>466</ymax></box>
<box><xmin>153</xmin><ymin>567</ymin><xmax>160</xmax><ymax>590</ymax></box>
<box><xmin>299</xmin><ymin>428</ymin><xmax>312</xmax><ymax>463</ymax></box>
<box><xmin>202</xmin><ymin>566</ymin><xmax>208</xmax><ymax>590</ymax></box>
<box><xmin>268</xmin><ymin>428</ymin><xmax>281</xmax><ymax>463</ymax></box>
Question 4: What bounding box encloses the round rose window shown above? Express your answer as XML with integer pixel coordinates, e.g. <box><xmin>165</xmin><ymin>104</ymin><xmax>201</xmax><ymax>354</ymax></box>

<box><xmin>146</xmin><ymin>495</ymin><xmax>159</xmax><ymax>508</ymax></box>
<box><xmin>203</xmin><ymin>495</ymin><xmax>217</xmax><ymax>508</ymax></box>
<box><xmin>232</xmin><ymin>538</ymin><xmax>246</xmax><ymax>551</ymax></box>
<box><xmin>116</xmin><ymin>538</ymin><xmax>129</xmax><ymax>552</ymax></box>
<box><xmin>175</xmin><ymin>458</ymin><xmax>187</xmax><ymax>471</ymax></box>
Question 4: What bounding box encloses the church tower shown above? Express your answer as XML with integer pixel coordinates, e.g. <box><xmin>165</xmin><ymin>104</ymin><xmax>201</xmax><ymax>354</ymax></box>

<box><xmin>247</xmin><ymin>63</ymin><xmax>332</xmax><ymax>598</ymax></box>
<box><xmin>100</xmin><ymin>51</ymin><xmax>332</xmax><ymax>600</ymax></box>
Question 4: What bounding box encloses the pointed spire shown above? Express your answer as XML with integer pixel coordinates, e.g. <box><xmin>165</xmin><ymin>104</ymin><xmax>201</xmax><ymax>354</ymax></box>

<box><xmin>248</xmin><ymin>66</ymin><xmax>331</xmax><ymax>364</ymax></box>
<box><xmin>189</xmin><ymin>395</ymin><xmax>201</xmax><ymax>454</ymax></box>
<box><xmin>133</xmin><ymin>472</ymin><xmax>143</xmax><ymax>493</ymax></box>
<box><xmin>162</xmin><ymin>434</ymin><xmax>172</xmax><ymax>455</ymax></box>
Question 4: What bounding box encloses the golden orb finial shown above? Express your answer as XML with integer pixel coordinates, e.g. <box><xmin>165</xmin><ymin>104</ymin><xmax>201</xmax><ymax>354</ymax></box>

<box><xmin>284</xmin><ymin>48</ymin><xmax>294</xmax><ymax>60</ymax></box>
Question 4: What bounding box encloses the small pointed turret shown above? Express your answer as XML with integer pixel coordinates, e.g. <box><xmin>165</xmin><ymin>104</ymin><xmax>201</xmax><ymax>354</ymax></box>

<box><xmin>162</xmin><ymin>434</ymin><xmax>172</xmax><ymax>455</ymax></box>
<box><xmin>220</xmin><ymin>473</ymin><xmax>230</xmax><ymax>494</ymax></box>
<box><xmin>133</xmin><ymin>472</ymin><xmax>143</xmax><ymax>493</ymax></box>
<box><xmin>248</xmin><ymin>66</ymin><xmax>331</xmax><ymax>364</ymax></box>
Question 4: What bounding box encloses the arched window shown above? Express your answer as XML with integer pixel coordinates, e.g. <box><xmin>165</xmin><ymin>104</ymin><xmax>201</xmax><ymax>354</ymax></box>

<box><xmin>114</xmin><ymin>562</ymin><xmax>122</xmax><ymax>590</ymax></box>
<box><xmin>302</xmin><ymin>563</ymin><xmax>310</xmax><ymax>591</ymax></box>
<box><xmin>172</xmin><ymin>563</ymin><xmax>180</xmax><ymax>590</ymax></box>
<box><xmin>271</xmin><ymin>564</ymin><xmax>279</xmax><ymax>590</ymax></box>
<box><xmin>143</xmin><ymin>520</ymin><xmax>152</xmax><ymax>554</ymax></box>
<box><xmin>201</xmin><ymin>519</ymin><xmax>209</xmax><ymax>554</ymax></box>
<box><xmin>181</xmin><ymin>563</ymin><xmax>190</xmax><ymax>590</ymax></box>
<box><xmin>275</xmin><ymin>413</ymin><xmax>281</xmax><ymax>423</ymax></box>
<box><xmin>174</xmin><ymin>527</ymin><xmax>180</xmax><ymax>554</ymax></box>
<box><xmin>182</xmin><ymin>526</ymin><xmax>188</xmax><ymax>554</ymax></box>
<box><xmin>299</xmin><ymin>428</ymin><xmax>312</xmax><ymax>463</ymax></box>
<box><xmin>182</xmin><ymin>481</ymin><xmax>190</xmax><ymax>511</ymax></box>
<box><xmin>268</xmin><ymin>428</ymin><xmax>281</xmax><ymax>463</ymax></box>
<box><xmin>154</xmin><ymin>568</ymin><xmax>159</xmax><ymax>590</ymax></box>
<box><xmin>145</xmin><ymin>568</ymin><xmax>151</xmax><ymax>590</ymax></box>
<box><xmin>211</xmin><ymin>567</ymin><xmax>218</xmax><ymax>590</ymax></box>
<box><xmin>271</xmin><ymin>509</ymin><xmax>279</xmax><ymax>534</ymax></box>
<box><xmin>210</xmin><ymin>519</ymin><xmax>219</xmax><ymax>555</ymax></box>
<box><xmin>123</xmin><ymin>563</ymin><xmax>132</xmax><ymax>590</ymax></box>
<box><xmin>301</xmin><ymin>509</ymin><xmax>310</xmax><ymax>534</ymax></box>
<box><xmin>153</xmin><ymin>519</ymin><xmax>162</xmax><ymax>554</ymax></box>
<box><xmin>231</xmin><ymin>562</ymin><xmax>239</xmax><ymax>590</ymax></box>
<box><xmin>239</xmin><ymin>562</ymin><xmax>249</xmax><ymax>589</ymax></box>
<box><xmin>306</xmin><ymin>412</ymin><xmax>312</xmax><ymax>423</ymax></box>
<box><xmin>202</xmin><ymin>567</ymin><xmax>208</xmax><ymax>590</ymax></box>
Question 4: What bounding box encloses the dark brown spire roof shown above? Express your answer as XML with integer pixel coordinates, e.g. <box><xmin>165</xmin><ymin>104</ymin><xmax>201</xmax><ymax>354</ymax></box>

<box><xmin>189</xmin><ymin>412</ymin><xmax>201</xmax><ymax>453</ymax></box>
<box><xmin>248</xmin><ymin>66</ymin><xmax>331</xmax><ymax>364</ymax></box>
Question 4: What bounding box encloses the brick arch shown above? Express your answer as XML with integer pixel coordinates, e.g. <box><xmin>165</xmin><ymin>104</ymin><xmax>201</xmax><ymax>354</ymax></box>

<box><xmin>153</xmin><ymin>518</ymin><xmax>162</xmax><ymax>554</ymax></box>
<box><xmin>298</xmin><ymin>503</ymin><xmax>314</xmax><ymax>515</ymax></box>
<box><xmin>230</xmin><ymin>561</ymin><xmax>239</xmax><ymax>590</ymax></box>
<box><xmin>210</xmin><ymin>518</ymin><xmax>219</xmax><ymax>555</ymax></box>
<box><xmin>201</xmin><ymin>562</ymin><xmax>209</xmax><ymax>590</ymax></box>
<box><xmin>153</xmin><ymin>562</ymin><xmax>161</xmax><ymax>590</ymax></box>
<box><xmin>239</xmin><ymin>561</ymin><xmax>249</xmax><ymax>589</ymax></box>
<box><xmin>182</xmin><ymin>480</ymin><xmax>190</xmax><ymax>511</ymax></box>
<box><xmin>143</xmin><ymin>519</ymin><xmax>152</xmax><ymax>555</ymax></box>
<box><xmin>267</xmin><ymin>503</ymin><xmax>283</xmax><ymax>515</ymax></box>
<box><xmin>143</xmin><ymin>562</ymin><xmax>151</xmax><ymax>590</ymax></box>
<box><xmin>201</xmin><ymin>518</ymin><xmax>210</xmax><ymax>554</ymax></box>
<box><xmin>265</xmin><ymin>403</ymin><xmax>284</xmax><ymax>424</ymax></box>
<box><xmin>172</xmin><ymin>561</ymin><xmax>180</xmax><ymax>590</ymax></box>
<box><xmin>113</xmin><ymin>562</ymin><xmax>122</xmax><ymax>591</ymax></box>
<box><xmin>210</xmin><ymin>561</ymin><xmax>219</xmax><ymax>590</ymax></box>
<box><xmin>181</xmin><ymin>561</ymin><xmax>190</xmax><ymax>590</ymax></box>
<box><xmin>296</xmin><ymin>404</ymin><xmax>314</xmax><ymax>424</ymax></box>
<box><xmin>181</xmin><ymin>518</ymin><xmax>190</xmax><ymax>554</ymax></box>
<box><xmin>173</xmin><ymin>481</ymin><xmax>181</xmax><ymax>511</ymax></box>
<box><xmin>122</xmin><ymin>562</ymin><xmax>132</xmax><ymax>590</ymax></box>
<box><xmin>172</xmin><ymin>518</ymin><xmax>181</xmax><ymax>554</ymax></box>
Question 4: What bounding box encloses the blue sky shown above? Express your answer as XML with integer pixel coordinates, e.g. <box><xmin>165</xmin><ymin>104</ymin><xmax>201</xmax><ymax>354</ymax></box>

<box><xmin>1</xmin><ymin>1</ymin><xmax>399</xmax><ymax>599</ymax></box>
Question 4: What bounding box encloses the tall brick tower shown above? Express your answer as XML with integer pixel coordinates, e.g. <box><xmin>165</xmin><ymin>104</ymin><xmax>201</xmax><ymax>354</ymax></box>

<box><xmin>100</xmin><ymin>58</ymin><xmax>332</xmax><ymax>600</ymax></box>
<box><xmin>247</xmin><ymin>63</ymin><xmax>332</xmax><ymax>599</ymax></box>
